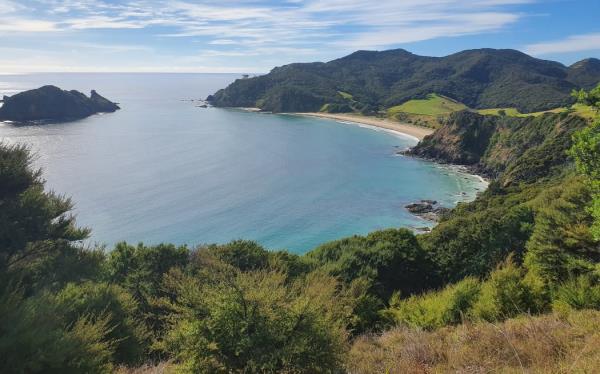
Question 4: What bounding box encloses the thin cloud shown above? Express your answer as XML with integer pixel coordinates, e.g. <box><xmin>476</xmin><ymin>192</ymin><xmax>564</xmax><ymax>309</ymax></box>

<box><xmin>525</xmin><ymin>33</ymin><xmax>600</xmax><ymax>55</ymax></box>
<box><xmin>0</xmin><ymin>0</ymin><xmax>538</xmax><ymax>72</ymax></box>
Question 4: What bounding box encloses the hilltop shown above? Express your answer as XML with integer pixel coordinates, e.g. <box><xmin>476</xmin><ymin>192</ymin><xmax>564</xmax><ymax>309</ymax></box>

<box><xmin>0</xmin><ymin>85</ymin><xmax>120</xmax><ymax>122</ymax></box>
<box><xmin>207</xmin><ymin>48</ymin><xmax>600</xmax><ymax>115</ymax></box>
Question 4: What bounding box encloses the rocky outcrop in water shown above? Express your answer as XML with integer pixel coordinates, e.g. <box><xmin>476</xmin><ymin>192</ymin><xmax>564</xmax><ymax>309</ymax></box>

<box><xmin>405</xmin><ymin>200</ymin><xmax>451</xmax><ymax>222</ymax></box>
<box><xmin>0</xmin><ymin>85</ymin><xmax>120</xmax><ymax>122</ymax></box>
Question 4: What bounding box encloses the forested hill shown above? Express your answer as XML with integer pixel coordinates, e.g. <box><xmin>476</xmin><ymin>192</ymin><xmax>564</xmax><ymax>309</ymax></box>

<box><xmin>207</xmin><ymin>48</ymin><xmax>600</xmax><ymax>113</ymax></box>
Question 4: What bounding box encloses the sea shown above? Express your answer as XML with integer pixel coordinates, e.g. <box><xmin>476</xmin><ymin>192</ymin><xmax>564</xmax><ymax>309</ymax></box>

<box><xmin>0</xmin><ymin>73</ymin><xmax>487</xmax><ymax>253</ymax></box>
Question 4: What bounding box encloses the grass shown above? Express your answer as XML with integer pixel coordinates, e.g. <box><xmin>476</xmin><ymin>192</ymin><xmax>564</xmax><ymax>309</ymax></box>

<box><xmin>477</xmin><ymin>107</ymin><xmax>567</xmax><ymax>117</ymax></box>
<box><xmin>330</xmin><ymin>92</ymin><xmax>596</xmax><ymax>129</ymax></box>
<box><xmin>477</xmin><ymin>107</ymin><xmax>524</xmax><ymax>116</ymax></box>
<box><xmin>319</xmin><ymin>103</ymin><xmax>330</xmax><ymax>112</ymax></box>
<box><xmin>388</xmin><ymin>94</ymin><xmax>467</xmax><ymax>117</ymax></box>
<box><xmin>349</xmin><ymin>309</ymin><xmax>600</xmax><ymax>373</ymax></box>
<box><xmin>476</xmin><ymin>105</ymin><xmax>596</xmax><ymax>120</ymax></box>
<box><xmin>338</xmin><ymin>91</ymin><xmax>353</xmax><ymax>100</ymax></box>
<box><xmin>571</xmin><ymin>103</ymin><xmax>597</xmax><ymax>120</ymax></box>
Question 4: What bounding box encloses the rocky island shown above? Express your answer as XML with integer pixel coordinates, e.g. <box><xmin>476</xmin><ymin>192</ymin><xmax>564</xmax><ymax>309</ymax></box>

<box><xmin>0</xmin><ymin>85</ymin><xmax>120</xmax><ymax>122</ymax></box>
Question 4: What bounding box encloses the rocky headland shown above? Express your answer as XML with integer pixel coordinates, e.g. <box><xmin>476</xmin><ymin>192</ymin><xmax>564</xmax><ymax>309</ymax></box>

<box><xmin>0</xmin><ymin>85</ymin><xmax>120</xmax><ymax>122</ymax></box>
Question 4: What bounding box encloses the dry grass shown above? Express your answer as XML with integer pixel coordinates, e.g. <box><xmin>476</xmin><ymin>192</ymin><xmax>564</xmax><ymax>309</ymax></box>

<box><xmin>348</xmin><ymin>310</ymin><xmax>600</xmax><ymax>373</ymax></box>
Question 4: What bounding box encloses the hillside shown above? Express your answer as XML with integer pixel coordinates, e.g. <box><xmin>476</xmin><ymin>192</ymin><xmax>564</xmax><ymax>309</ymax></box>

<box><xmin>2</xmin><ymin>85</ymin><xmax>599</xmax><ymax>372</ymax></box>
<box><xmin>349</xmin><ymin>309</ymin><xmax>600</xmax><ymax>373</ymax></box>
<box><xmin>208</xmin><ymin>49</ymin><xmax>600</xmax><ymax>114</ymax></box>
<box><xmin>407</xmin><ymin>111</ymin><xmax>588</xmax><ymax>184</ymax></box>
<box><xmin>0</xmin><ymin>85</ymin><xmax>120</xmax><ymax>122</ymax></box>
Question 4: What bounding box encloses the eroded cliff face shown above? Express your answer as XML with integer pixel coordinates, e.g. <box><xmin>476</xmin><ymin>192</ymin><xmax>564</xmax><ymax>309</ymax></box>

<box><xmin>0</xmin><ymin>85</ymin><xmax>119</xmax><ymax>122</ymax></box>
<box><xmin>407</xmin><ymin>111</ymin><xmax>588</xmax><ymax>186</ymax></box>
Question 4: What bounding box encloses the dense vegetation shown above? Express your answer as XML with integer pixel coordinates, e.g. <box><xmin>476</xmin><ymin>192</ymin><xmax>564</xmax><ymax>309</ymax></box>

<box><xmin>1</xmin><ymin>84</ymin><xmax>600</xmax><ymax>372</ymax></box>
<box><xmin>208</xmin><ymin>48</ymin><xmax>600</xmax><ymax>114</ymax></box>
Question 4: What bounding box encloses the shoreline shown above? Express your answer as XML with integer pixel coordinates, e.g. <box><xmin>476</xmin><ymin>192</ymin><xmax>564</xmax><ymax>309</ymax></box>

<box><xmin>293</xmin><ymin>112</ymin><xmax>434</xmax><ymax>141</ymax></box>
<box><xmin>233</xmin><ymin>108</ymin><xmax>489</xmax><ymax>227</ymax></box>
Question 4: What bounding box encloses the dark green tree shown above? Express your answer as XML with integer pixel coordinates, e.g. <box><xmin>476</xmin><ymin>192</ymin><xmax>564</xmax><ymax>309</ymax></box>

<box><xmin>569</xmin><ymin>84</ymin><xmax>600</xmax><ymax>239</ymax></box>
<box><xmin>0</xmin><ymin>143</ymin><xmax>90</xmax><ymax>289</ymax></box>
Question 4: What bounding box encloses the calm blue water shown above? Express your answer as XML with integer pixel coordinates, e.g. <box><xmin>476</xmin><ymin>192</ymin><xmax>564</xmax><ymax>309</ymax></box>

<box><xmin>0</xmin><ymin>73</ymin><xmax>486</xmax><ymax>253</ymax></box>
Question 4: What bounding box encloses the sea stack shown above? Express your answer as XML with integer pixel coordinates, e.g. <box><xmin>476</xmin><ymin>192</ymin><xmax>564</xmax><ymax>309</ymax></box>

<box><xmin>0</xmin><ymin>85</ymin><xmax>120</xmax><ymax>122</ymax></box>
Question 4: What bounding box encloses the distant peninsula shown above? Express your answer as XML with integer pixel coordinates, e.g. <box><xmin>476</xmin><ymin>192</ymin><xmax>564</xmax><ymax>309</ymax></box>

<box><xmin>0</xmin><ymin>85</ymin><xmax>120</xmax><ymax>122</ymax></box>
<box><xmin>207</xmin><ymin>48</ymin><xmax>600</xmax><ymax>115</ymax></box>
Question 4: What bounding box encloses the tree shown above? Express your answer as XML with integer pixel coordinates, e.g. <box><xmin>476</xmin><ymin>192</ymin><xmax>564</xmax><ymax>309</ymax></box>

<box><xmin>524</xmin><ymin>176</ymin><xmax>598</xmax><ymax>284</ymax></box>
<box><xmin>0</xmin><ymin>143</ymin><xmax>90</xmax><ymax>288</ymax></box>
<box><xmin>569</xmin><ymin>84</ymin><xmax>600</xmax><ymax>240</ymax></box>
<box><xmin>0</xmin><ymin>143</ymin><xmax>117</xmax><ymax>373</ymax></box>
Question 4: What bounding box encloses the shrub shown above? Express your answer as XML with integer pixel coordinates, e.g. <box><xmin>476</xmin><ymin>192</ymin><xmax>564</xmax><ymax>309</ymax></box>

<box><xmin>163</xmin><ymin>270</ymin><xmax>349</xmax><ymax>373</ymax></box>
<box><xmin>204</xmin><ymin>240</ymin><xmax>269</xmax><ymax>271</ymax></box>
<box><xmin>553</xmin><ymin>274</ymin><xmax>600</xmax><ymax>313</ymax></box>
<box><xmin>384</xmin><ymin>277</ymin><xmax>481</xmax><ymax>330</ymax></box>
<box><xmin>55</xmin><ymin>282</ymin><xmax>149</xmax><ymax>365</ymax></box>
<box><xmin>0</xmin><ymin>285</ymin><xmax>114</xmax><ymax>373</ymax></box>
<box><xmin>309</xmin><ymin>228</ymin><xmax>436</xmax><ymax>300</ymax></box>
<box><xmin>472</xmin><ymin>258</ymin><xmax>544</xmax><ymax>321</ymax></box>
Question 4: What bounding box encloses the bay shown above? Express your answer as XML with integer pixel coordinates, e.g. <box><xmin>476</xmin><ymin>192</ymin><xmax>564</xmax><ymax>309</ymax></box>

<box><xmin>0</xmin><ymin>73</ymin><xmax>485</xmax><ymax>253</ymax></box>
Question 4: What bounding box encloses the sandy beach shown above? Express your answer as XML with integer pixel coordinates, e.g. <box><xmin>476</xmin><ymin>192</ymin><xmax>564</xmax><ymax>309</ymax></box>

<box><xmin>295</xmin><ymin>112</ymin><xmax>434</xmax><ymax>140</ymax></box>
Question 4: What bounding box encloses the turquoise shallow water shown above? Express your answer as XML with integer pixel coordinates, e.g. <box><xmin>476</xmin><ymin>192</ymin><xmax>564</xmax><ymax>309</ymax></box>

<box><xmin>0</xmin><ymin>73</ymin><xmax>486</xmax><ymax>253</ymax></box>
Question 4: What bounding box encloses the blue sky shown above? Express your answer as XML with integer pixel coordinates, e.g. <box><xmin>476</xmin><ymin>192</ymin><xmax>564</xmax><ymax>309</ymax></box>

<box><xmin>0</xmin><ymin>0</ymin><xmax>598</xmax><ymax>73</ymax></box>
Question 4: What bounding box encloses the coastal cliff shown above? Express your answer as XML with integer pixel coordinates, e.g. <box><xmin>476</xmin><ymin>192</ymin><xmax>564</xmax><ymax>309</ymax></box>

<box><xmin>407</xmin><ymin>111</ymin><xmax>588</xmax><ymax>185</ymax></box>
<box><xmin>0</xmin><ymin>85</ymin><xmax>120</xmax><ymax>122</ymax></box>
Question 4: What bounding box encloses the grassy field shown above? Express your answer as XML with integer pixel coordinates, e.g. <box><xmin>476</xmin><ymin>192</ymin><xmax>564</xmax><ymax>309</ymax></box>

<box><xmin>477</xmin><ymin>105</ymin><xmax>596</xmax><ymax>119</ymax></box>
<box><xmin>477</xmin><ymin>107</ymin><xmax>566</xmax><ymax>117</ymax></box>
<box><xmin>320</xmin><ymin>92</ymin><xmax>596</xmax><ymax>129</ymax></box>
<box><xmin>349</xmin><ymin>309</ymin><xmax>600</xmax><ymax>373</ymax></box>
<box><xmin>387</xmin><ymin>94</ymin><xmax>467</xmax><ymax>117</ymax></box>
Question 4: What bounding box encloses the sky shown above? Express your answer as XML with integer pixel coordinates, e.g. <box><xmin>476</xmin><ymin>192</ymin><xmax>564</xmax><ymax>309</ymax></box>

<box><xmin>0</xmin><ymin>0</ymin><xmax>598</xmax><ymax>73</ymax></box>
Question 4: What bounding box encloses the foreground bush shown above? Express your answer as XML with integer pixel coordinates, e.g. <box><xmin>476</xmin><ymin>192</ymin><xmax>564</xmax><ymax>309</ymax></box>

<box><xmin>384</xmin><ymin>277</ymin><xmax>481</xmax><ymax>330</ymax></box>
<box><xmin>55</xmin><ymin>282</ymin><xmax>150</xmax><ymax>365</ymax></box>
<box><xmin>163</xmin><ymin>269</ymin><xmax>350</xmax><ymax>373</ymax></box>
<box><xmin>385</xmin><ymin>258</ymin><xmax>547</xmax><ymax>329</ymax></box>
<box><xmin>471</xmin><ymin>258</ymin><xmax>545</xmax><ymax>321</ymax></box>
<box><xmin>553</xmin><ymin>274</ymin><xmax>600</xmax><ymax>313</ymax></box>
<box><xmin>348</xmin><ymin>309</ymin><xmax>600</xmax><ymax>373</ymax></box>
<box><xmin>0</xmin><ymin>286</ymin><xmax>115</xmax><ymax>373</ymax></box>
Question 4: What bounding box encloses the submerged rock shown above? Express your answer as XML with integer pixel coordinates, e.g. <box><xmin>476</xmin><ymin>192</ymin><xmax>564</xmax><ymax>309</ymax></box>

<box><xmin>0</xmin><ymin>85</ymin><xmax>120</xmax><ymax>122</ymax></box>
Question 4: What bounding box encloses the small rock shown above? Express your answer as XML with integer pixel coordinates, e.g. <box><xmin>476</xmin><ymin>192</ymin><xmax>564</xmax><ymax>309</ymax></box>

<box><xmin>405</xmin><ymin>202</ymin><xmax>434</xmax><ymax>214</ymax></box>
